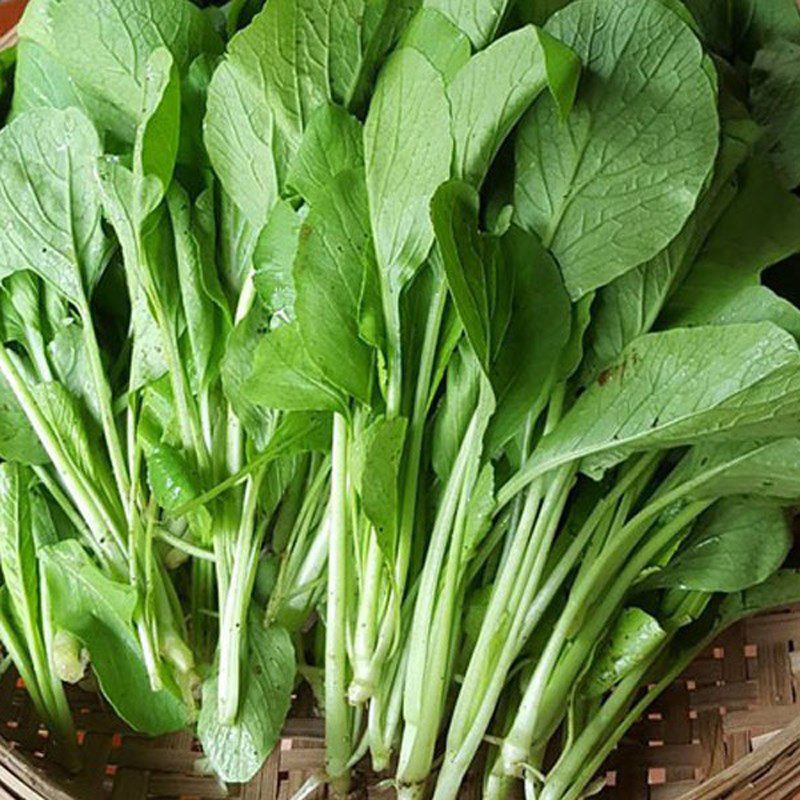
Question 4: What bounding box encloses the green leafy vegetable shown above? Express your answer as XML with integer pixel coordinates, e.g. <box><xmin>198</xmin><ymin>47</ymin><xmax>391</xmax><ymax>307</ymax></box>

<box><xmin>515</xmin><ymin>0</ymin><xmax>719</xmax><ymax>298</ymax></box>
<box><xmin>198</xmin><ymin>617</ymin><xmax>294</xmax><ymax>782</ymax></box>
<box><xmin>2</xmin><ymin>2</ymin><xmax>800</xmax><ymax>798</ymax></box>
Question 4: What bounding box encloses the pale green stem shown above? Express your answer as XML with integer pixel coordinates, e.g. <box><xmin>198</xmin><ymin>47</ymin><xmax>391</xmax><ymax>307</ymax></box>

<box><xmin>217</xmin><ymin>470</ymin><xmax>264</xmax><ymax>724</ymax></box>
<box><xmin>226</xmin><ymin>273</ymin><xmax>256</xmax><ymax>475</ymax></box>
<box><xmin>326</xmin><ymin>413</ymin><xmax>352</xmax><ymax>796</ymax></box>
<box><xmin>350</xmin><ymin>529</ymin><xmax>385</xmax><ymax>704</ymax></box>
<box><xmin>397</xmin><ymin>399</ymin><xmax>487</xmax><ymax>795</ymax></box>
<box><xmin>32</xmin><ymin>466</ymin><xmax>113</xmax><ymax>572</ymax></box>
<box><xmin>496</xmin><ymin>499</ymin><xmax>712</xmax><ymax>783</ymax></box>
<box><xmin>40</xmin><ymin>580</ymin><xmax>80</xmax><ymax>772</ymax></box>
<box><xmin>0</xmin><ymin>346</ymin><xmax>125</xmax><ymax>562</ymax></box>
<box><xmin>77</xmin><ymin>295</ymin><xmax>130</xmax><ymax>511</ymax></box>
<box><xmin>434</xmin><ymin>466</ymin><xmax>575</xmax><ymax>800</ymax></box>
<box><xmin>156</xmin><ymin>528</ymin><xmax>216</xmax><ymax>561</ymax></box>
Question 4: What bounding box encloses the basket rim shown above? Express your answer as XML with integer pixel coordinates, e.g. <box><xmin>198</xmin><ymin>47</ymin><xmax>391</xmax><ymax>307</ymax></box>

<box><xmin>1</xmin><ymin>736</ymin><xmax>74</xmax><ymax>800</ymax></box>
<box><xmin>679</xmin><ymin>713</ymin><xmax>800</xmax><ymax>800</ymax></box>
<box><xmin>0</xmin><ymin>27</ymin><xmax>17</xmax><ymax>49</ymax></box>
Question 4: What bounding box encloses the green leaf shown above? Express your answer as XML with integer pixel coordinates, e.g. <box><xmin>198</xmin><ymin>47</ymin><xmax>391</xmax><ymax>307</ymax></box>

<box><xmin>11</xmin><ymin>39</ymin><xmax>85</xmax><ymax>118</ymax></box>
<box><xmin>556</xmin><ymin>292</ymin><xmax>593</xmax><ymax>384</ymax></box>
<box><xmin>488</xmin><ymin>226</ymin><xmax>571</xmax><ymax>451</ymax></box>
<box><xmin>432</xmin><ymin>346</ymin><xmax>481</xmax><ymax>481</ymax></box>
<box><xmin>688</xmin><ymin>160</ymin><xmax>800</xmax><ymax>289</ymax></box>
<box><xmin>0</xmin><ymin>464</ymin><xmax>42</xmax><ymax>660</ymax></box>
<box><xmin>0</xmin><ymin>108</ymin><xmax>107</xmax><ymax>304</ymax></box>
<box><xmin>673</xmin><ymin>439</ymin><xmax>800</xmax><ymax>502</ymax></box>
<box><xmin>327</xmin><ymin>0</ymin><xmax>422</xmax><ymax>112</ymax></box>
<box><xmin>676</xmin><ymin>285</ymin><xmax>800</xmax><ymax>339</ymax></box>
<box><xmin>137</xmin><ymin>377</ymin><xmax>179</xmax><ymax>453</ymax></box>
<box><xmin>218</xmin><ymin>190</ymin><xmax>260</xmax><ymax>302</ymax></box>
<box><xmin>422</xmin><ymin>0</ymin><xmax>510</xmax><ymax>48</ymax></box>
<box><xmin>578</xmin><ymin>110</ymin><xmax>763</xmax><ymax>384</ymax></box>
<box><xmin>1</xmin><ymin>272</ymin><xmax>45</xmax><ymax>358</ymax></box>
<box><xmin>167</xmin><ymin>184</ymin><xmax>228</xmax><ymax>390</ymax></box>
<box><xmin>0</xmin><ymin>586</ymin><xmax>46</xmax><ymax>718</ymax></box>
<box><xmin>197</xmin><ymin>618</ymin><xmax>294</xmax><ymax>783</ymax></box>
<box><xmin>364</xmin><ymin>47</ymin><xmax>453</xmax><ymax>292</ymax></box>
<box><xmin>147</xmin><ymin>443</ymin><xmax>211</xmax><ymax>541</ymax></box>
<box><xmin>48</xmin><ymin>323</ymin><xmax>102</xmax><ymax>427</ymax></box>
<box><xmin>135</xmin><ymin>49</ymin><xmax>181</xmax><ymax>199</ymax></box>
<box><xmin>96</xmin><ymin>163</ymin><xmax>174</xmax><ymax>389</ymax></box>
<box><xmin>584</xmin><ymin>607</ymin><xmax>666</xmax><ymax>697</ymax></box>
<box><xmin>751</xmin><ymin>39</ymin><xmax>800</xmax><ymax>190</ymax></box>
<box><xmin>399</xmin><ymin>9</ymin><xmax>471</xmax><ymax>82</ymax></box>
<box><xmin>356</xmin><ymin>416</ymin><xmax>408</xmax><ymax>560</ymax></box>
<box><xmin>462</xmin><ymin>463</ymin><xmax>494</xmax><ymax>558</ymax></box>
<box><xmin>430</xmin><ymin>180</ymin><xmax>495</xmax><ymax>370</ymax></box>
<box><xmin>286</xmin><ymin>104</ymin><xmax>364</xmax><ymax>206</ymax></box>
<box><xmin>147</xmin><ymin>445</ymin><xmax>201</xmax><ymax>512</ymax></box>
<box><xmin>732</xmin><ymin>0</ymin><xmax>800</xmax><ymax>61</ymax></box>
<box><xmin>191</xmin><ymin>184</ymin><xmax>232</xmax><ymax>320</ymax></box>
<box><xmin>204</xmin><ymin>49</ymin><xmax>280</xmax><ymax>226</ymax></box>
<box><xmin>238</xmin><ymin>0</ymin><xmax>332</xmax><ymax>157</ymax></box>
<box><xmin>221</xmin><ymin>303</ymin><xmax>275</xmax><ymax>449</ymax></box>
<box><xmin>244</xmin><ymin>322</ymin><xmax>346</xmax><ymax>414</ymax></box>
<box><xmin>265</xmin><ymin>411</ymin><xmax>333</xmax><ymax>459</ymax></box>
<box><xmin>513</xmin><ymin>323</ymin><xmax>800</xmax><ymax>486</ymax></box>
<box><xmin>253</xmin><ymin>200</ymin><xmax>302</xmax><ymax>320</ymax></box>
<box><xmin>34</xmin><ymin>382</ymin><xmax>117</xmax><ymax>511</ymax></box>
<box><xmin>514</xmin><ymin>0</ymin><xmax>719</xmax><ymax>298</ymax></box>
<box><xmin>648</xmin><ymin>500</ymin><xmax>791</xmax><ymax>593</ymax></box>
<box><xmin>169</xmin><ymin>411</ymin><xmax>331</xmax><ymax>517</ymax></box>
<box><xmin>0</xmin><ymin>372</ymin><xmax>48</xmax><ymax>465</ymax></box>
<box><xmin>40</xmin><ymin>540</ymin><xmax>189</xmax><ymax>735</ymax></box>
<box><xmin>448</xmin><ymin>25</ymin><xmax>580</xmax><ymax>187</ymax></box>
<box><xmin>178</xmin><ymin>54</ymin><xmax>216</xmax><ymax>170</ymax></box>
<box><xmin>720</xmin><ymin>570</ymin><xmax>800</xmax><ymax>628</ymax></box>
<box><xmin>18</xmin><ymin>0</ymin><xmax>221</xmax><ymax>142</ymax></box>
<box><xmin>665</xmin><ymin>161</ymin><xmax>800</xmax><ymax>327</ymax></box>
<box><xmin>294</xmin><ymin>169</ymin><xmax>377</xmax><ymax>404</ymax></box>
<box><xmin>205</xmin><ymin>0</ymin><xmax>419</xmax><ymax>225</ymax></box>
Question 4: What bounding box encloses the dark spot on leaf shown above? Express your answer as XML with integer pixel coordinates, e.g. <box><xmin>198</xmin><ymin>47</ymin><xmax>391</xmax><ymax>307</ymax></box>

<box><xmin>597</xmin><ymin>369</ymin><xmax>612</xmax><ymax>386</ymax></box>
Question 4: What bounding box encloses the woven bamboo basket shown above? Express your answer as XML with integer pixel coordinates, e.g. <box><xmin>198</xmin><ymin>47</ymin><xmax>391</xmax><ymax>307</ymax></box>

<box><xmin>4</xmin><ymin>3</ymin><xmax>800</xmax><ymax>799</ymax></box>
<box><xmin>2</xmin><ymin>606</ymin><xmax>800</xmax><ymax>799</ymax></box>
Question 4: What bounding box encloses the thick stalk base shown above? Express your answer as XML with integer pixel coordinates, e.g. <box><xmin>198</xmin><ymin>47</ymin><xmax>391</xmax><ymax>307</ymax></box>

<box><xmin>348</xmin><ymin>670</ymin><xmax>376</xmax><ymax>705</ymax></box>
<box><xmin>431</xmin><ymin>757</ymin><xmax>469</xmax><ymax>800</ymax></box>
<box><xmin>328</xmin><ymin>772</ymin><xmax>351</xmax><ymax>800</ymax></box>
<box><xmin>501</xmin><ymin>740</ymin><xmax>528</xmax><ymax>778</ymax></box>
<box><xmin>397</xmin><ymin>781</ymin><xmax>426</xmax><ymax>800</ymax></box>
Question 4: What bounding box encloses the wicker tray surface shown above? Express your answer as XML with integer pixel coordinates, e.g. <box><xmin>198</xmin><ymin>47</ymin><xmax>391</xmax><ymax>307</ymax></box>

<box><xmin>2</xmin><ymin>607</ymin><xmax>800</xmax><ymax>800</ymax></box>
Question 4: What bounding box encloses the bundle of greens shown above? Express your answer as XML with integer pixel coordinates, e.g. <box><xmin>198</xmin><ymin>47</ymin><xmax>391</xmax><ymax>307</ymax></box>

<box><xmin>1</xmin><ymin>0</ymin><xmax>800</xmax><ymax>798</ymax></box>
<box><xmin>0</xmin><ymin>0</ymin><xmax>330</xmax><ymax>781</ymax></box>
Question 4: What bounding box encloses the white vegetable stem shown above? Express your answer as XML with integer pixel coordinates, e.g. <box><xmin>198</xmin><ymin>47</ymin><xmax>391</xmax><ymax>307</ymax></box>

<box><xmin>326</xmin><ymin>413</ymin><xmax>352</xmax><ymax>795</ymax></box>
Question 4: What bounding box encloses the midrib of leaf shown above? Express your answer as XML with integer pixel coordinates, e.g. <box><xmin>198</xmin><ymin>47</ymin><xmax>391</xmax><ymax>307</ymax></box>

<box><xmin>499</xmin><ymin>352</ymin><xmax>800</xmax><ymax>505</ymax></box>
